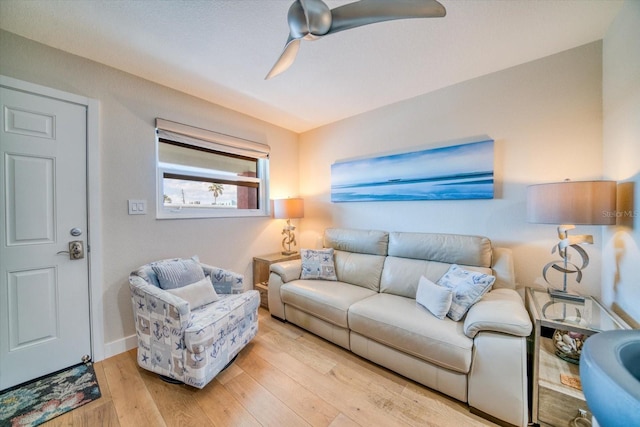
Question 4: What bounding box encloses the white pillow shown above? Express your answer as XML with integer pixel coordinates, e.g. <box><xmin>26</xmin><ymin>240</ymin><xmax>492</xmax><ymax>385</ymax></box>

<box><xmin>166</xmin><ymin>277</ymin><xmax>219</xmax><ymax>308</ymax></box>
<box><xmin>437</xmin><ymin>264</ymin><xmax>495</xmax><ymax>321</ymax></box>
<box><xmin>416</xmin><ymin>276</ymin><xmax>453</xmax><ymax>320</ymax></box>
<box><xmin>300</xmin><ymin>248</ymin><xmax>337</xmax><ymax>280</ymax></box>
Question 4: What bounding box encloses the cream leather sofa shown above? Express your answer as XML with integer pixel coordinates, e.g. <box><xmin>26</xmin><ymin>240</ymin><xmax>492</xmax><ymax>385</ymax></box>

<box><xmin>268</xmin><ymin>228</ymin><xmax>532</xmax><ymax>427</ymax></box>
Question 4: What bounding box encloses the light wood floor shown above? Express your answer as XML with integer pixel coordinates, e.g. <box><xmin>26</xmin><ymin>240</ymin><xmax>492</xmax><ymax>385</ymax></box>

<box><xmin>43</xmin><ymin>308</ymin><xmax>498</xmax><ymax>427</ymax></box>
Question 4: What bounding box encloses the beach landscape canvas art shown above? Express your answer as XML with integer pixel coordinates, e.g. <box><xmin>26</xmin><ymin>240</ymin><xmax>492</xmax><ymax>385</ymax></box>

<box><xmin>331</xmin><ymin>139</ymin><xmax>494</xmax><ymax>202</ymax></box>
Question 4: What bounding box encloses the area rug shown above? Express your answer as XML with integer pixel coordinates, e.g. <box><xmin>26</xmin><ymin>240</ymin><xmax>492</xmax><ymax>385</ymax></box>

<box><xmin>0</xmin><ymin>363</ymin><xmax>101</xmax><ymax>427</ymax></box>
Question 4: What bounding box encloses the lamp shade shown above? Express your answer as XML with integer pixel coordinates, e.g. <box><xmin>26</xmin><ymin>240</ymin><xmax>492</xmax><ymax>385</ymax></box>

<box><xmin>526</xmin><ymin>180</ymin><xmax>616</xmax><ymax>225</ymax></box>
<box><xmin>273</xmin><ymin>198</ymin><xmax>304</xmax><ymax>219</ymax></box>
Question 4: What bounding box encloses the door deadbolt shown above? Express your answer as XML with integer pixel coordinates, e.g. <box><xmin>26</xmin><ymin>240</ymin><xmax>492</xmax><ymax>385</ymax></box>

<box><xmin>57</xmin><ymin>240</ymin><xmax>85</xmax><ymax>260</ymax></box>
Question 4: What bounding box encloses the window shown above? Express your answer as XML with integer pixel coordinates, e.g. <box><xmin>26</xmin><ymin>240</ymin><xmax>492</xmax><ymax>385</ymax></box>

<box><xmin>155</xmin><ymin>118</ymin><xmax>270</xmax><ymax>219</ymax></box>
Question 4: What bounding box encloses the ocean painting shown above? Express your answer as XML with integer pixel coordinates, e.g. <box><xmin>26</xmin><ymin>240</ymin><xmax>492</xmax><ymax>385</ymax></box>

<box><xmin>331</xmin><ymin>140</ymin><xmax>494</xmax><ymax>202</ymax></box>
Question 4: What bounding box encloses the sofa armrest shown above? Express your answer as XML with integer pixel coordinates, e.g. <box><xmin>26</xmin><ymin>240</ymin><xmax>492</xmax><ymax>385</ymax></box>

<box><xmin>267</xmin><ymin>260</ymin><xmax>301</xmax><ymax>320</ymax></box>
<box><xmin>200</xmin><ymin>263</ymin><xmax>244</xmax><ymax>294</ymax></box>
<box><xmin>270</xmin><ymin>259</ymin><xmax>302</xmax><ymax>283</ymax></box>
<box><xmin>464</xmin><ymin>288</ymin><xmax>532</xmax><ymax>339</ymax></box>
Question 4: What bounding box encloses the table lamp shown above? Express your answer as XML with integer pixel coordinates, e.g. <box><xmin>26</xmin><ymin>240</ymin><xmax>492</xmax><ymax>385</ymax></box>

<box><xmin>274</xmin><ymin>198</ymin><xmax>304</xmax><ymax>255</ymax></box>
<box><xmin>526</xmin><ymin>180</ymin><xmax>616</xmax><ymax>301</ymax></box>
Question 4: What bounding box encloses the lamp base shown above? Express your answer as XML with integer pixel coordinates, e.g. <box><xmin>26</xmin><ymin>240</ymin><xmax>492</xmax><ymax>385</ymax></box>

<box><xmin>281</xmin><ymin>250</ymin><xmax>298</xmax><ymax>256</ymax></box>
<box><xmin>547</xmin><ymin>288</ymin><xmax>585</xmax><ymax>303</ymax></box>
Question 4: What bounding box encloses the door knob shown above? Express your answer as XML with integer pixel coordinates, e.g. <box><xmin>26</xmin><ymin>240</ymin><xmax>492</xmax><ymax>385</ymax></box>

<box><xmin>57</xmin><ymin>240</ymin><xmax>85</xmax><ymax>260</ymax></box>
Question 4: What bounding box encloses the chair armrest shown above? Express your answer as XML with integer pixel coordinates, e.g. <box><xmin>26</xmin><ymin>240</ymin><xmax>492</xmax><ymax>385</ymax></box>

<box><xmin>200</xmin><ymin>262</ymin><xmax>244</xmax><ymax>294</ymax></box>
<box><xmin>129</xmin><ymin>276</ymin><xmax>191</xmax><ymax>331</ymax></box>
<box><xmin>464</xmin><ymin>288</ymin><xmax>532</xmax><ymax>339</ymax></box>
<box><xmin>270</xmin><ymin>259</ymin><xmax>302</xmax><ymax>283</ymax></box>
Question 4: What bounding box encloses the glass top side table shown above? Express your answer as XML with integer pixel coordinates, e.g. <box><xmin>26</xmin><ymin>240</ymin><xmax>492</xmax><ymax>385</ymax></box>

<box><xmin>528</xmin><ymin>288</ymin><xmax>628</xmax><ymax>334</ymax></box>
<box><xmin>526</xmin><ymin>288</ymin><xmax>630</xmax><ymax>426</ymax></box>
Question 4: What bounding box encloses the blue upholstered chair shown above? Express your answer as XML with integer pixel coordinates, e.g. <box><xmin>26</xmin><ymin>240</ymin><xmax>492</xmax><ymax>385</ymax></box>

<box><xmin>129</xmin><ymin>257</ymin><xmax>260</xmax><ymax>388</ymax></box>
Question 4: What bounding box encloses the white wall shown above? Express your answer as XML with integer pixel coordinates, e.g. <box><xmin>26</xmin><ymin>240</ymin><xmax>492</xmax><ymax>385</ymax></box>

<box><xmin>0</xmin><ymin>30</ymin><xmax>300</xmax><ymax>355</ymax></box>
<box><xmin>602</xmin><ymin>0</ymin><xmax>640</xmax><ymax>326</ymax></box>
<box><xmin>299</xmin><ymin>42</ymin><xmax>606</xmax><ymax>296</ymax></box>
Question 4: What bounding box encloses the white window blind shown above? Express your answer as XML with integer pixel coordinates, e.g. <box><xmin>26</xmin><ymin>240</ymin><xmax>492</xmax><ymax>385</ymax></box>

<box><xmin>155</xmin><ymin>118</ymin><xmax>270</xmax><ymax>159</ymax></box>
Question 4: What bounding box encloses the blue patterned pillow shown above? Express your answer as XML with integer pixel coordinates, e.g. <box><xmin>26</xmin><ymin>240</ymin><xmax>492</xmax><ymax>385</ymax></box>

<box><xmin>300</xmin><ymin>248</ymin><xmax>337</xmax><ymax>280</ymax></box>
<box><xmin>437</xmin><ymin>264</ymin><xmax>495</xmax><ymax>321</ymax></box>
<box><xmin>152</xmin><ymin>258</ymin><xmax>206</xmax><ymax>290</ymax></box>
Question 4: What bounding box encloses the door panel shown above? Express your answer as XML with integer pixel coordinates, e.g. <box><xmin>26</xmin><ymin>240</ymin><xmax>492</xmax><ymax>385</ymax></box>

<box><xmin>0</xmin><ymin>86</ymin><xmax>91</xmax><ymax>390</ymax></box>
<box><xmin>4</xmin><ymin>106</ymin><xmax>55</xmax><ymax>139</ymax></box>
<box><xmin>8</xmin><ymin>267</ymin><xmax>57</xmax><ymax>349</ymax></box>
<box><xmin>5</xmin><ymin>154</ymin><xmax>55</xmax><ymax>244</ymax></box>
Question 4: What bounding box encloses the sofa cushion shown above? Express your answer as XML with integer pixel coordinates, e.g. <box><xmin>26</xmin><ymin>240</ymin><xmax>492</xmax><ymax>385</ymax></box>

<box><xmin>324</xmin><ymin>228</ymin><xmax>389</xmax><ymax>255</ymax></box>
<box><xmin>334</xmin><ymin>250</ymin><xmax>386</xmax><ymax>291</ymax></box>
<box><xmin>281</xmin><ymin>280</ymin><xmax>376</xmax><ymax>328</ymax></box>
<box><xmin>300</xmin><ymin>248</ymin><xmax>337</xmax><ymax>280</ymax></box>
<box><xmin>380</xmin><ymin>256</ymin><xmax>493</xmax><ymax>299</ymax></box>
<box><xmin>416</xmin><ymin>276</ymin><xmax>453</xmax><ymax>320</ymax></box>
<box><xmin>437</xmin><ymin>265</ymin><xmax>495</xmax><ymax>321</ymax></box>
<box><xmin>388</xmin><ymin>232</ymin><xmax>492</xmax><ymax>268</ymax></box>
<box><xmin>348</xmin><ymin>293</ymin><xmax>473</xmax><ymax>373</ymax></box>
<box><xmin>185</xmin><ymin>291</ymin><xmax>260</xmax><ymax>355</ymax></box>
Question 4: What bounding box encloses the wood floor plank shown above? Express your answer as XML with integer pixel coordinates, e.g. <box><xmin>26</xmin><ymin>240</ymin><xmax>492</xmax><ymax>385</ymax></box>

<box><xmin>194</xmin><ymin>378</ymin><xmax>261</xmax><ymax>427</ymax></box>
<box><xmin>71</xmin><ymin>400</ymin><xmax>121</xmax><ymax>427</ymax></box>
<box><xmin>140</xmin><ymin>371</ymin><xmax>213</xmax><ymax>427</ymax></box>
<box><xmin>260</xmin><ymin>329</ymin><xmax>338</xmax><ymax>375</ymax></box>
<box><xmin>298</xmin><ymin>331</ymin><xmax>409</xmax><ymax>392</ymax></box>
<box><xmin>251</xmin><ymin>334</ymin><xmax>412</xmax><ymax>426</ymax></box>
<box><xmin>93</xmin><ymin>360</ymin><xmax>112</xmax><ymax>401</ymax></box>
<box><xmin>329</xmin><ymin>413</ymin><xmax>364</xmax><ymax>427</ymax></box>
<box><xmin>258</xmin><ymin>309</ymin><xmax>304</xmax><ymax>340</ymax></box>
<box><xmin>101</xmin><ymin>350</ymin><xmax>166</xmax><ymax>427</ymax></box>
<box><xmin>236</xmin><ymin>343</ymin><xmax>341</xmax><ymax>426</ymax></box>
<box><xmin>401</xmin><ymin>383</ymin><xmax>494</xmax><ymax>426</ymax></box>
<box><xmin>223</xmin><ymin>370</ymin><xmax>312</xmax><ymax>426</ymax></box>
<box><xmin>213</xmin><ymin>360</ymin><xmax>244</xmax><ymax>386</ymax></box>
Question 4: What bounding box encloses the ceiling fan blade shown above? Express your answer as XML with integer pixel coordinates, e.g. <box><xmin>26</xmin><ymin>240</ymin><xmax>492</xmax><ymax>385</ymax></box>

<box><xmin>265</xmin><ymin>38</ymin><xmax>301</xmax><ymax>80</ymax></box>
<box><xmin>329</xmin><ymin>0</ymin><xmax>446</xmax><ymax>34</ymax></box>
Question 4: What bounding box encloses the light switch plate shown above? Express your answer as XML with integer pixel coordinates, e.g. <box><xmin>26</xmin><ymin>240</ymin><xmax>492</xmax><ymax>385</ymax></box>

<box><xmin>128</xmin><ymin>199</ymin><xmax>147</xmax><ymax>215</ymax></box>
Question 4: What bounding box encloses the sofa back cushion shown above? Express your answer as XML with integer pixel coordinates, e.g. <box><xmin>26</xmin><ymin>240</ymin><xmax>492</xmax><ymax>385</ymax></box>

<box><xmin>388</xmin><ymin>232</ymin><xmax>492</xmax><ymax>267</ymax></box>
<box><xmin>334</xmin><ymin>250</ymin><xmax>387</xmax><ymax>291</ymax></box>
<box><xmin>325</xmin><ymin>228</ymin><xmax>389</xmax><ymax>291</ymax></box>
<box><xmin>324</xmin><ymin>228</ymin><xmax>389</xmax><ymax>256</ymax></box>
<box><xmin>381</xmin><ymin>232</ymin><xmax>493</xmax><ymax>298</ymax></box>
<box><xmin>380</xmin><ymin>257</ymin><xmax>493</xmax><ymax>298</ymax></box>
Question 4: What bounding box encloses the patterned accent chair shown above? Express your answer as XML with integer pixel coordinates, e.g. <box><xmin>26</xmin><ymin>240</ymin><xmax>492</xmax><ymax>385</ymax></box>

<box><xmin>129</xmin><ymin>257</ymin><xmax>260</xmax><ymax>388</ymax></box>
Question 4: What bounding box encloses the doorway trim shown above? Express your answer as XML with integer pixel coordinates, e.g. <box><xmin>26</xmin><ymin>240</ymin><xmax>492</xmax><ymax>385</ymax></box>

<box><xmin>0</xmin><ymin>75</ymin><xmax>104</xmax><ymax>362</ymax></box>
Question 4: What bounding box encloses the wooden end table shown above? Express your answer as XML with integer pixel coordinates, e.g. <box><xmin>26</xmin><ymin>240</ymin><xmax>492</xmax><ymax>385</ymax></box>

<box><xmin>253</xmin><ymin>252</ymin><xmax>300</xmax><ymax>309</ymax></box>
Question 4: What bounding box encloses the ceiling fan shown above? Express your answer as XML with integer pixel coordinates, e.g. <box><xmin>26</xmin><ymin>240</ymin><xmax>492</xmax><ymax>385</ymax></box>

<box><xmin>265</xmin><ymin>0</ymin><xmax>446</xmax><ymax>79</ymax></box>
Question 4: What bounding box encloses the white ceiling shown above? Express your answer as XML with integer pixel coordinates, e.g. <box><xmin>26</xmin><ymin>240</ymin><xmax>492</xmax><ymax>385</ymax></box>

<box><xmin>0</xmin><ymin>0</ymin><xmax>624</xmax><ymax>133</ymax></box>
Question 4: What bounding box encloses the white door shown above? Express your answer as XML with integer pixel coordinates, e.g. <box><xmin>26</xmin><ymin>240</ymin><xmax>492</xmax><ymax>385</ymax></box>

<box><xmin>0</xmin><ymin>86</ymin><xmax>91</xmax><ymax>391</ymax></box>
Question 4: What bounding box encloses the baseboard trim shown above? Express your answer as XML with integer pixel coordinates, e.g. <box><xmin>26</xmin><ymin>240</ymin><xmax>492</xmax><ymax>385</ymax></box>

<box><xmin>104</xmin><ymin>334</ymin><xmax>137</xmax><ymax>359</ymax></box>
